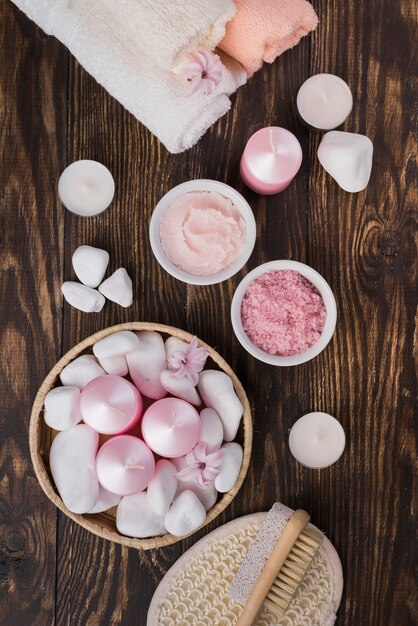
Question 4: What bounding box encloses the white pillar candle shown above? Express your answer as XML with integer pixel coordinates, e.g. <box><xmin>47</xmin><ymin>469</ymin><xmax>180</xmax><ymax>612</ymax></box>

<box><xmin>296</xmin><ymin>74</ymin><xmax>353</xmax><ymax>130</ymax></box>
<box><xmin>58</xmin><ymin>160</ymin><xmax>115</xmax><ymax>217</ymax></box>
<box><xmin>289</xmin><ymin>412</ymin><xmax>345</xmax><ymax>469</ymax></box>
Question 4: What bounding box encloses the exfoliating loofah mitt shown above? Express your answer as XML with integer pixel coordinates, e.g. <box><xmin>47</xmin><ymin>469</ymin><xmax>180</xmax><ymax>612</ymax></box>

<box><xmin>147</xmin><ymin>505</ymin><xmax>343</xmax><ymax>626</ymax></box>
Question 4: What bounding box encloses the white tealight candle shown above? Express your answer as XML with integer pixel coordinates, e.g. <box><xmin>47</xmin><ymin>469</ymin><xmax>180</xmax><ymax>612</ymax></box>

<box><xmin>58</xmin><ymin>160</ymin><xmax>115</xmax><ymax>217</ymax></box>
<box><xmin>289</xmin><ymin>412</ymin><xmax>345</xmax><ymax>469</ymax></box>
<box><xmin>297</xmin><ymin>74</ymin><xmax>353</xmax><ymax>130</ymax></box>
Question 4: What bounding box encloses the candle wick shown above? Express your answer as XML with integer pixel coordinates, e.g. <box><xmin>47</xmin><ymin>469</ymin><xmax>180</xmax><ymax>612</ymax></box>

<box><xmin>170</xmin><ymin>411</ymin><xmax>184</xmax><ymax>429</ymax></box>
<box><xmin>125</xmin><ymin>464</ymin><xmax>145</xmax><ymax>470</ymax></box>
<box><xmin>105</xmin><ymin>402</ymin><xmax>126</xmax><ymax>417</ymax></box>
<box><xmin>269</xmin><ymin>128</ymin><xmax>279</xmax><ymax>155</ymax></box>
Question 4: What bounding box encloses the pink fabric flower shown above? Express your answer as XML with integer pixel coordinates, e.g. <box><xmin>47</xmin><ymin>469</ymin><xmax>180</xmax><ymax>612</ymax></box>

<box><xmin>168</xmin><ymin>336</ymin><xmax>208</xmax><ymax>386</ymax></box>
<box><xmin>183</xmin><ymin>50</ymin><xmax>223</xmax><ymax>96</ymax></box>
<box><xmin>176</xmin><ymin>443</ymin><xmax>224</xmax><ymax>488</ymax></box>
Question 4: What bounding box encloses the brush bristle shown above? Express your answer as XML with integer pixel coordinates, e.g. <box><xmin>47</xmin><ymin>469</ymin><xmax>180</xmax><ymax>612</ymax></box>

<box><xmin>264</xmin><ymin>527</ymin><xmax>322</xmax><ymax>616</ymax></box>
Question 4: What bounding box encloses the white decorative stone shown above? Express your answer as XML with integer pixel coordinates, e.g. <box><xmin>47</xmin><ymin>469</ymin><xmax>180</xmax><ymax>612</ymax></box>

<box><xmin>160</xmin><ymin>370</ymin><xmax>201</xmax><ymax>406</ymax></box>
<box><xmin>98</xmin><ymin>355</ymin><xmax>128</xmax><ymax>376</ymax></box>
<box><xmin>60</xmin><ymin>355</ymin><xmax>105</xmax><ymax>389</ymax></box>
<box><xmin>214</xmin><ymin>443</ymin><xmax>243</xmax><ymax>493</ymax></box>
<box><xmin>44</xmin><ymin>385</ymin><xmax>81</xmax><ymax>431</ymax></box>
<box><xmin>99</xmin><ymin>268</ymin><xmax>133</xmax><ymax>307</ymax></box>
<box><xmin>87</xmin><ymin>486</ymin><xmax>121</xmax><ymax>514</ymax></box>
<box><xmin>49</xmin><ymin>424</ymin><xmax>99</xmax><ymax>514</ymax></box>
<box><xmin>72</xmin><ymin>245</ymin><xmax>109</xmax><ymax>288</ymax></box>
<box><xmin>93</xmin><ymin>331</ymin><xmax>139</xmax><ymax>359</ymax></box>
<box><xmin>165</xmin><ymin>336</ymin><xmax>189</xmax><ymax>370</ymax></box>
<box><xmin>198</xmin><ymin>370</ymin><xmax>243</xmax><ymax>441</ymax></box>
<box><xmin>126</xmin><ymin>331</ymin><xmax>167</xmax><ymax>400</ymax></box>
<box><xmin>62</xmin><ymin>281</ymin><xmax>105</xmax><ymax>313</ymax></box>
<box><xmin>147</xmin><ymin>459</ymin><xmax>178</xmax><ymax>517</ymax></box>
<box><xmin>317</xmin><ymin>130</ymin><xmax>373</xmax><ymax>192</ymax></box>
<box><xmin>199</xmin><ymin>408</ymin><xmax>223</xmax><ymax>453</ymax></box>
<box><xmin>116</xmin><ymin>492</ymin><xmax>166</xmax><ymax>538</ymax></box>
<box><xmin>176</xmin><ymin>478</ymin><xmax>217</xmax><ymax>512</ymax></box>
<box><xmin>164</xmin><ymin>490</ymin><xmax>206</xmax><ymax>537</ymax></box>
<box><xmin>171</xmin><ymin>456</ymin><xmax>217</xmax><ymax>512</ymax></box>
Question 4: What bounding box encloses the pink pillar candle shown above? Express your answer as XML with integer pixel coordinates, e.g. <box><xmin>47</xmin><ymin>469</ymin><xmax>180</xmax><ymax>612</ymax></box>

<box><xmin>96</xmin><ymin>435</ymin><xmax>155</xmax><ymax>496</ymax></box>
<box><xmin>142</xmin><ymin>398</ymin><xmax>201</xmax><ymax>458</ymax></box>
<box><xmin>240</xmin><ymin>127</ymin><xmax>302</xmax><ymax>195</ymax></box>
<box><xmin>80</xmin><ymin>374</ymin><xmax>143</xmax><ymax>435</ymax></box>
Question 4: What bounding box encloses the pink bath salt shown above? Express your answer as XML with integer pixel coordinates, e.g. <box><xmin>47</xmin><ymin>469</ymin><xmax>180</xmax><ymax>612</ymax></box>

<box><xmin>241</xmin><ymin>270</ymin><xmax>327</xmax><ymax>356</ymax></box>
<box><xmin>160</xmin><ymin>191</ymin><xmax>246</xmax><ymax>276</ymax></box>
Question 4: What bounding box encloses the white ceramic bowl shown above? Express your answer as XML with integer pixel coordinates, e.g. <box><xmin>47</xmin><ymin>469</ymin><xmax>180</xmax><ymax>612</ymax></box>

<box><xmin>149</xmin><ymin>179</ymin><xmax>256</xmax><ymax>285</ymax></box>
<box><xmin>231</xmin><ymin>260</ymin><xmax>337</xmax><ymax>366</ymax></box>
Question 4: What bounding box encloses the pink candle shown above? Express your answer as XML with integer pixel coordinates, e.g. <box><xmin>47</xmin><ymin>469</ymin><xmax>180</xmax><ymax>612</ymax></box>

<box><xmin>80</xmin><ymin>374</ymin><xmax>143</xmax><ymax>435</ymax></box>
<box><xmin>141</xmin><ymin>398</ymin><xmax>201</xmax><ymax>458</ymax></box>
<box><xmin>96</xmin><ymin>435</ymin><xmax>155</xmax><ymax>496</ymax></box>
<box><xmin>240</xmin><ymin>127</ymin><xmax>302</xmax><ymax>195</ymax></box>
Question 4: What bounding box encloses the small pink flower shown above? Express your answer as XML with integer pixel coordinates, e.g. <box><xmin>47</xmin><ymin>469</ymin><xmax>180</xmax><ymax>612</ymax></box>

<box><xmin>176</xmin><ymin>443</ymin><xmax>224</xmax><ymax>488</ymax></box>
<box><xmin>168</xmin><ymin>336</ymin><xmax>208</xmax><ymax>386</ymax></box>
<box><xmin>183</xmin><ymin>50</ymin><xmax>223</xmax><ymax>96</ymax></box>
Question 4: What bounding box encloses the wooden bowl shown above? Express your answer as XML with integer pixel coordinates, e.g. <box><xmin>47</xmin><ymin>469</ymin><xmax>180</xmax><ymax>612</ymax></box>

<box><xmin>29</xmin><ymin>322</ymin><xmax>252</xmax><ymax>550</ymax></box>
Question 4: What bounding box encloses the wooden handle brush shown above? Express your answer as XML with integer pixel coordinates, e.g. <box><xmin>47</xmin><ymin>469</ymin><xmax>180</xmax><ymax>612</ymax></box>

<box><xmin>236</xmin><ymin>510</ymin><xmax>321</xmax><ymax>626</ymax></box>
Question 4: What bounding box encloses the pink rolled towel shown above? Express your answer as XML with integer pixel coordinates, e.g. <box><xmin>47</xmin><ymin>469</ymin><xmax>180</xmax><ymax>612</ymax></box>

<box><xmin>219</xmin><ymin>0</ymin><xmax>318</xmax><ymax>76</ymax></box>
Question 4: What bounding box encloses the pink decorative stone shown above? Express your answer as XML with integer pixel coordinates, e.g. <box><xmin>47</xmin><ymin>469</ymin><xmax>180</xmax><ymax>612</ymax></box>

<box><xmin>241</xmin><ymin>270</ymin><xmax>326</xmax><ymax>356</ymax></box>
<box><xmin>159</xmin><ymin>191</ymin><xmax>246</xmax><ymax>276</ymax></box>
<box><xmin>142</xmin><ymin>398</ymin><xmax>201</xmax><ymax>458</ymax></box>
<box><xmin>96</xmin><ymin>435</ymin><xmax>155</xmax><ymax>496</ymax></box>
<box><xmin>80</xmin><ymin>374</ymin><xmax>143</xmax><ymax>435</ymax></box>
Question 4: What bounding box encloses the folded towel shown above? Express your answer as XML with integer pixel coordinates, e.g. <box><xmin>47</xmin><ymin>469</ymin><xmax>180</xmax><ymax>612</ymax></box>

<box><xmin>12</xmin><ymin>0</ymin><xmax>246</xmax><ymax>153</ymax></box>
<box><xmin>219</xmin><ymin>0</ymin><xmax>318</xmax><ymax>76</ymax></box>
<box><xmin>101</xmin><ymin>0</ymin><xmax>237</xmax><ymax>71</ymax></box>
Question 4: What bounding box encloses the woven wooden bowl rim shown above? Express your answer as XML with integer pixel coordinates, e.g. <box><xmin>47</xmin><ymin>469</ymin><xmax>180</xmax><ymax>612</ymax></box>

<box><xmin>29</xmin><ymin>322</ymin><xmax>252</xmax><ymax>550</ymax></box>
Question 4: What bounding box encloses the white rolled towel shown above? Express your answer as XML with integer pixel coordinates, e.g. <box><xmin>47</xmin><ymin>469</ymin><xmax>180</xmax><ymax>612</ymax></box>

<box><xmin>11</xmin><ymin>0</ymin><xmax>246</xmax><ymax>153</ymax></box>
<box><xmin>101</xmin><ymin>0</ymin><xmax>237</xmax><ymax>70</ymax></box>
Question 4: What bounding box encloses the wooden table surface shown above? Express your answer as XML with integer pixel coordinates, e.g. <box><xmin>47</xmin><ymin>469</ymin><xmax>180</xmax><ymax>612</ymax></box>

<box><xmin>1</xmin><ymin>1</ymin><xmax>416</xmax><ymax>625</ymax></box>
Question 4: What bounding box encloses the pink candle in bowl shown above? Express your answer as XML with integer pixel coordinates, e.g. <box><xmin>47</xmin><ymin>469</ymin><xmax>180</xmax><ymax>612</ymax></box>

<box><xmin>96</xmin><ymin>435</ymin><xmax>155</xmax><ymax>496</ymax></box>
<box><xmin>240</xmin><ymin>127</ymin><xmax>302</xmax><ymax>195</ymax></box>
<box><xmin>142</xmin><ymin>398</ymin><xmax>201</xmax><ymax>458</ymax></box>
<box><xmin>80</xmin><ymin>375</ymin><xmax>143</xmax><ymax>435</ymax></box>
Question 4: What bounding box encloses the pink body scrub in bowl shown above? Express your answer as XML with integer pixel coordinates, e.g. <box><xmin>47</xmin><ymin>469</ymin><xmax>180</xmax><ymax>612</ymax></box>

<box><xmin>160</xmin><ymin>191</ymin><xmax>246</xmax><ymax>276</ymax></box>
<box><xmin>150</xmin><ymin>180</ymin><xmax>256</xmax><ymax>286</ymax></box>
<box><xmin>231</xmin><ymin>260</ymin><xmax>337</xmax><ymax>366</ymax></box>
<box><xmin>241</xmin><ymin>270</ymin><xmax>326</xmax><ymax>356</ymax></box>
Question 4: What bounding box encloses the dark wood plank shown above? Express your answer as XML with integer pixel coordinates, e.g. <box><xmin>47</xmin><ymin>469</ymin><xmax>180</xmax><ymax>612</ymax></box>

<box><xmin>0</xmin><ymin>1</ymin><xmax>416</xmax><ymax>625</ymax></box>
<box><xmin>55</xmin><ymin>54</ymin><xmax>190</xmax><ymax>625</ymax></box>
<box><xmin>0</xmin><ymin>1</ymin><xmax>68</xmax><ymax>624</ymax></box>
<box><xmin>308</xmin><ymin>1</ymin><xmax>417</xmax><ymax>624</ymax></box>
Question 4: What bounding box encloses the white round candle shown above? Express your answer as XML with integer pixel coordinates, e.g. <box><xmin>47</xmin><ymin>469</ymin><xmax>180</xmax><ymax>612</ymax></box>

<box><xmin>58</xmin><ymin>160</ymin><xmax>115</xmax><ymax>217</ymax></box>
<box><xmin>297</xmin><ymin>74</ymin><xmax>353</xmax><ymax>130</ymax></box>
<box><xmin>289</xmin><ymin>412</ymin><xmax>345</xmax><ymax>469</ymax></box>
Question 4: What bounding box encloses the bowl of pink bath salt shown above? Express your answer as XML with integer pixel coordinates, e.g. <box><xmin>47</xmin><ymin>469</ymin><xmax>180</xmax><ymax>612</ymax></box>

<box><xmin>150</xmin><ymin>180</ymin><xmax>256</xmax><ymax>285</ymax></box>
<box><xmin>231</xmin><ymin>260</ymin><xmax>337</xmax><ymax>366</ymax></box>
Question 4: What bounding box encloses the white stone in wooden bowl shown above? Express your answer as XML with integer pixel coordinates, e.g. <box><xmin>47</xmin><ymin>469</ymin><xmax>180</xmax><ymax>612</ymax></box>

<box><xmin>29</xmin><ymin>322</ymin><xmax>252</xmax><ymax>550</ymax></box>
